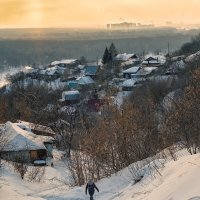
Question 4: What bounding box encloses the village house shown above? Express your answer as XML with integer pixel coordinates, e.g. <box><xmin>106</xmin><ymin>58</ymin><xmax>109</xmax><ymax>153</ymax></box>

<box><xmin>16</xmin><ymin>120</ymin><xmax>55</xmax><ymax>137</ymax></box>
<box><xmin>50</xmin><ymin>59</ymin><xmax>80</xmax><ymax>68</ymax></box>
<box><xmin>115</xmin><ymin>53</ymin><xmax>138</xmax><ymax>61</ymax></box>
<box><xmin>76</xmin><ymin>76</ymin><xmax>94</xmax><ymax>85</ymax></box>
<box><xmin>131</xmin><ymin>67</ymin><xmax>158</xmax><ymax>79</ymax></box>
<box><xmin>84</xmin><ymin>64</ymin><xmax>100</xmax><ymax>79</ymax></box>
<box><xmin>60</xmin><ymin>90</ymin><xmax>80</xmax><ymax>105</ymax></box>
<box><xmin>142</xmin><ymin>56</ymin><xmax>161</xmax><ymax>67</ymax></box>
<box><xmin>122</xmin><ymin>66</ymin><xmax>141</xmax><ymax>79</ymax></box>
<box><xmin>0</xmin><ymin>121</ymin><xmax>54</xmax><ymax>165</ymax></box>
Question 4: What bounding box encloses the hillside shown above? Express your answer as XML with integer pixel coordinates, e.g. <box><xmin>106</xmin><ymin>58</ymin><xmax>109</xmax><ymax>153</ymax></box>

<box><xmin>1</xmin><ymin>150</ymin><xmax>200</xmax><ymax>200</ymax></box>
<box><xmin>1</xmin><ymin>31</ymin><xmax>200</xmax><ymax>200</ymax></box>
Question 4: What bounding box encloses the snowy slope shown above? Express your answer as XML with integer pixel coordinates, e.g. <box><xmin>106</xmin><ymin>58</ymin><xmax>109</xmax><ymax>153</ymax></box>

<box><xmin>1</xmin><ymin>151</ymin><xmax>200</xmax><ymax>200</ymax></box>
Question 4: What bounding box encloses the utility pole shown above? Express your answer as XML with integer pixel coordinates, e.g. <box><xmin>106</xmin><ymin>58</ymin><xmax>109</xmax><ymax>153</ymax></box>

<box><xmin>168</xmin><ymin>42</ymin><xmax>170</xmax><ymax>56</ymax></box>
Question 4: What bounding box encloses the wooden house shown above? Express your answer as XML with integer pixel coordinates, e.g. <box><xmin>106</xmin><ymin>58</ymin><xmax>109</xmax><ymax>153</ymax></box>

<box><xmin>60</xmin><ymin>90</ymin><xmax>80</xmax><ymax>105</ymax></box>
<box><xmin>0</xmin><ymin>122</ymin><xmax>54</xmax><ymax>165</ymax></box>
<box><xmin>122</xmin><ymin>66</ymin><xmax>141</xmax><ymax>79</ymax></box>
<box><xmin>142</xmin><ymin>57</ymin><xmax>161</xmax><ymax>67</ymax></box>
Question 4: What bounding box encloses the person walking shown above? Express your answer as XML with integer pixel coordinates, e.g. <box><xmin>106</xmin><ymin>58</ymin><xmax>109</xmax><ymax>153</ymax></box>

<box><xmin>85</xmin><ymin>180</ymin><xmax>99</xmax><ymax>200</ymax></box>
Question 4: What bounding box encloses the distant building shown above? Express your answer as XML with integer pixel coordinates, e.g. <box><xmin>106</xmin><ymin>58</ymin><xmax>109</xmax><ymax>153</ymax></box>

<box><xmin>16</xmin><ymin>120</ymin><xmax>55</xmax><ymax>137</ymax></box>
<box><xmin>60</xmin><ymin>90</ymin><xmax>80</xmax><ymax>105</ymax></box>
<box><xmin>142</xmin><ymin>57</ymin><xmax>161</xmax><ymax>67</ymax></box>
<box><xmin>108</xmin><ymin>22</ymin><xmax>136</xmax><ymax>29</ymax></box>
<box><xmin>84</xmin><ymin>64</ymin><xmax>100</xmax><ymax>79</ymax></box>
<box><xmin>115</xmin><ymin>53</ymin><xmax>138</xmax><ymax>61</ymax></box>
<box><xmin>107</xmin><ymin>22</ymin><xmax>154</xmax><ymax>29</ymax></box>
<box><xmin>131</xmin><ymin>67</ymin><xmax>158</xmax><ymax>79</ymax></box>
<box><xmin>50</xmin><ymin>59</ymin><xmax>80</xmax><ymax>68</ymax></box>
<box><xmin>122</xmin><ymin>66</ymin><xmax>141</xmax><ymax>79</ymax></box>
<box><xmin>76</xmin><ymin>76</ymin><xmax>95</xmax><ymax>86</ymax></box>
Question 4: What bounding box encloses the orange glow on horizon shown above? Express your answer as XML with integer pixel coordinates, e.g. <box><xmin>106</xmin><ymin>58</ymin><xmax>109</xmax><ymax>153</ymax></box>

<box><xmin>0</xmin><ymin>0</ymin><xmax>200</xmax><ymax>28</ymax></box>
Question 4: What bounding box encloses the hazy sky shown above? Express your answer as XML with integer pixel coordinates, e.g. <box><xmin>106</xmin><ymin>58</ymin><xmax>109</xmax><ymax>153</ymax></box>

<box><xmin>0</xmin><ymin>0</ymin><xmax>200</xmax><ymax>28</ymax></box>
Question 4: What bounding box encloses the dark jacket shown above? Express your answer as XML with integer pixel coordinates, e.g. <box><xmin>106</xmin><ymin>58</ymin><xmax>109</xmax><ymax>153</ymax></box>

<box><xmin>85</xmin><ymin>181</ymin><xmax>99</xmax><ymax>195</ymax></box>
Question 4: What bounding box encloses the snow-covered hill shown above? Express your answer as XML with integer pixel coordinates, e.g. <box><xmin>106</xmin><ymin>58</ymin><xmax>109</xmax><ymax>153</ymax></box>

<box><xmin>1</xmin><ymin>151</ymin><xmax>200</xmax><ymax>200</ymax></box>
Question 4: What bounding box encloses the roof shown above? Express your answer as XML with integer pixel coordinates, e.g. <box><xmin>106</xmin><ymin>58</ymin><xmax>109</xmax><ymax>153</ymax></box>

<box><xmin>134</xmin><ymin>67</ymin><xmax>158</xmax><ymax>76</ymax></box>
<box><xmin>51</xmin><ymin>59</ymin><xmax>78</xmax><ymax>66</ymax></box>
<box><xmin>142</xmin><ymin>55</ymin><xmax>166</xmax><ymax>65</ymax></box>
<box><xmin>2</xmin><ymin>122</ymin><xmax>50</xmax><ymax>152</ymax></box>
<box><xmin>67</xmin><ymin>81</ymin><xmax>79</xmax><ymax>89</ymax></box>
<box><xmin>123</xmin><ymin>66</ymin><xmax>141</xmax><ymax>74</ymax></box>
<box><xmin>62</xmin><ymin>90</ymin><xmax>80</xmax><ymax>96</ymax></box>
<box><xmin>16</xmin><ymin>120</ymin><xmax>55</xmax><ymax>136</ymax></box>
<box><xmin>115</xmin><ymin>53</ymin><xmax>137</xmax><ymax>61</ymax></box>
<box><xmin>84</xmin><ymin>65</ymin><xmax>99</xmax><ymax>76</ymax></box>
<box><xmin>121</xmin><ymin>60</ymin><xmax>141</xmax><ymax>67</ymax></box>
<box><xmin>61</xmin><ymin>90</ymin><xmax>80</xmax><ymax>101</ymax></box>
<box><xmin>145</xmin><ymin>57</ymin><xmax>157</xmax><ymax>61</ymax></box>
<box><xmin>76</xmin><ymin>76</ymin><xmax>94</xmax><ymax>85</ymax></box>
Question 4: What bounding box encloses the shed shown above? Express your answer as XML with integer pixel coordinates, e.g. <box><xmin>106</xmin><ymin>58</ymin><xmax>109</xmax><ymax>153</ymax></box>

<box><xmin>76</xmin><ymin>76</ymin><xmax>95</xmax><ymax>85</ymax></box>
<box><xmin>142</xmin><ymin>57</ymin><xmax>161</xmax><ymax>66</ymax></box>
<box><xmin>62</xmin><ymin>90</ymin><xmax>80</xmax><ymax>101</ymax></box>
<box><xmin>60</xmin><ymin>90</ymin><xmax>80</xmax><ymax>105</ymax></box>
<box><xmin>0</xmin><ymin>122</ymin><xmax>54</xmax><ymax>164</ymax></box>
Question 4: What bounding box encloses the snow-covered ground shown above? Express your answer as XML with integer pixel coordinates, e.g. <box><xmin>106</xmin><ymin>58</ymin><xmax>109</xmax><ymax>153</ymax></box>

<box><xmin>1</xmin><ymin>149</ymin><xmax>200</xmax><ymax>200</ymax></box>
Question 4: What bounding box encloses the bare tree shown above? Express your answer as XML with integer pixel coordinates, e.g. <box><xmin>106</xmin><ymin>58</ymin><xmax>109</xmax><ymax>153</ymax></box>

<box><xmin>162</xmin><ymin>68</ymin><xmax>200</xmax><ymax>154</ymax></box>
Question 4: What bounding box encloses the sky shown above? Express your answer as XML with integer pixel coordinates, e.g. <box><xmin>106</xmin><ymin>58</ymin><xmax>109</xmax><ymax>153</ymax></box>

<box><xmin>0</xmin><ymin>0</ymin><xmax>200</xmax><ymax>28</ymax></box>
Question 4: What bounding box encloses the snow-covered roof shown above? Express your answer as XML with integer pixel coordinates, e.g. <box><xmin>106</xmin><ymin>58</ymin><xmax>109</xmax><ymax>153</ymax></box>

<box><xmin>123</xmin><ymin>66</ymin><xmax>141</xmax><ymax>74</ymax></box>
<box><xmin>2</xmin><ymin>122</ymin><xmax>48</xmax><ymax>151</ymax></box>
<box><xmin>76</xmin><ymin>76</ymin><xmax>94</xmax><ymax>85</ymax></box>
<box><xmin>62</xmin><ymin>90</ymin><xmax>80</xmax><ymax>96</ymax></box>
<box><xmin>51</xmin><ymin>59</ymin><xmax>78</xmax><ymax>66</ymax></box>
<box><xmin>142</xmin><ymin>59</ymin><xmax>160</xmax><ymax>65</ymax></box>
<box><xmin>143</xmin><ymin>54</ymin><xmax>166</xmax><ymax>65</ymax></box>
<box><xmin>16</xmin><ymin>120</ymin><xmax>55</xmax><ymax>136</ymax></box>
<box><xmin>115</xmin><ymin>53</ymin><xmax>137</xmax><ymax>61</ymax></box>
<box><xmin>133</xmin><ymin>67</ymin><xmax>158</xmax><ymax>77</ymax></box>
<box><xmin>61</xmin><ymin>90</ymin><xmax>80</xmax><ymax>102</ymax></box>
<box><xmin>84</xmin><ymin>65</ymin><xmax>99</xmax><ymax>75</ymax></box>
<box><xmin>121</xmin><ymin>59</ymin><xmax>140</xmax><ymax>67</ymax></box>
<box><xmin>122</xmin><ymin>79</ymin><xmax>137</xmax><ymax>87</ymax></box>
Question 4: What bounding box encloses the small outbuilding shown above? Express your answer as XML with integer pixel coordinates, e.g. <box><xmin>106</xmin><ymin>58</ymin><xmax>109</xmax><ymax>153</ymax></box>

<box><xmin>142</xmin><ymin>57</ymin><xmax>161</xmax><ymax>67</ymax></box>
<box><xmin>0</xmin><ymin>122</ymin><xmax>54</xmax><ymax>164</ymax></box>
<box><xmin>122</xmin><ymin>66</ymin><xmax>141</xmax><ymax>79</ymax></box>
<box><xmin>60</xmin><ymin>90</ymin><xmax>80</xmax><ymax>105</ymax></box>
<box><xmin>84</xmin><ymin>64</ymin><xmax>100</xmax><ymax>79</ymax></box>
